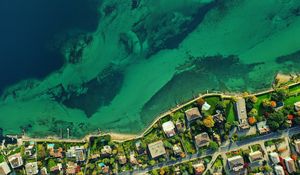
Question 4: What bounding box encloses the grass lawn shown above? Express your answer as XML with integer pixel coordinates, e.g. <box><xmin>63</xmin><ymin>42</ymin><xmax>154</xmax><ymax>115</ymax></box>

<box><xmin>213</xmin><ymin>156</ymin><xmax>223</xmax><ymax>168</ymax></box>
<box><xmin>289</xmin><ymin>84</ymin><xmax>300</xmax><ymax>94</ymax></box>
<box><xmin>251</xmin><ymin>144</ymin><xmax>261</xmax><ymax>152</ymax></box>
<box><xmin>0</xmin><ymin>154</ymin><xmax>5</xmax><ymax>163</ymax></box>
<box><xmin>143</xmin><ymin>126</ymin><xmax>165</xmax><ymax>144</ymax></box>
<box><xmin>226</xmin><ymin>102</ymin><xmax>235</xmax><ymax>123</ymax></box>
<box><xmin>284</xmin><ymin>95</ymin><xmax>300</xmax><ymax>106</ymax></box>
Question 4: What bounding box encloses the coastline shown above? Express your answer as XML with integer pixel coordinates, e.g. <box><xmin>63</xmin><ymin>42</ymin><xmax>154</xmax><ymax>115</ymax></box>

<box><xmin>18</xmin><ymin>73</ymin><xmax>300</xmax><ymax>143</ymax></box>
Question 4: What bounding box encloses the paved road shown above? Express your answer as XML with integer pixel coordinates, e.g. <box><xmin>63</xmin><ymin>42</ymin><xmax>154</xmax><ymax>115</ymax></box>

<box><xmin>121</xmin><ymin>126</ymin><xmax>300</xmax><ymax>175</ymax></box>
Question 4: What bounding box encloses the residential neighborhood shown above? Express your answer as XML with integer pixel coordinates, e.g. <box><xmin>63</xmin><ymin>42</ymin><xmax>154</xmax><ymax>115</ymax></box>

<box><xmin>1</xmin><ymin>81</ymin><xmax>300</xmax><ymax>174</ymax></box>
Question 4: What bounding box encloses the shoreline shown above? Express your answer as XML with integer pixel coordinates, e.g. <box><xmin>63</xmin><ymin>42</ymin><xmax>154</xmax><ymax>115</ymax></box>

<box><xmin>16</xmin><ymin>73</ymin><xmax>300</xmax><ymax>143</ymax></box>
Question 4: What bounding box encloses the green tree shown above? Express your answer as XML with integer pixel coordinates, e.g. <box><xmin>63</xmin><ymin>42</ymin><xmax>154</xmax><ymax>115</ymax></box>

<box><xmin>267</xmin><ymin>120</ymin><xmax>280</xmax><ymax>131</ymax></box>
<box><xmin>248</xmin><ymin>109</ymin><xmax>258</xmax><ymax>117</ymax></box>
<box><xmin>209</xmin><ymin>141</ymin><xmax>219</xmax><ymax>151</ymax></box>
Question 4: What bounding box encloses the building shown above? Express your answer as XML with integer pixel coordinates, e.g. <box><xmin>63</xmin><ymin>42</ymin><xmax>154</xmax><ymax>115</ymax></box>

<box><xmin>25</xmin><ymin>162</ymin><xmax>38</xmax><ymax>175</ymax></box>
<box><xmin>269</xmin><ymin>152</ymin><xmax>280</xmax><ymax>164</ymax></box>
<box><xmin>8</xmin><ymin>153</ymin><xmax>23</xmax><ymax>168</ymax></box>
<box><xmin>162</xmin><ymin>121</ymin><xmax>176</xmax><ymax>137</ymax></box>
<box><xmin>213</xmin><ymin>133</ymin><xmax>221</xmax><ymax>145</ymax></box>
<box><xmin>175</xmin><ymin>120</ymin><xmax>186</xmax><ymax>132</ymax></box>
<box><xmin>274</xmin><ymin>165</ymin><xmax>284</xmax><ymax>175</ymax></box>
<box><xmin>135</xmin><ymin>140</ymin><xmax>144</xmax><ymax>154</ymax></box>
<box><xmin>129</xmin><ymin>152</ymin><xmax>138</xmax><ymax>165</ymax></box>
<box><xmin>212</xmin><ymin>112</ymin><xmax>225</xmax><ymax>124</ymax></box>
<box><xmin>0</xmin><ymin>162</ymin><xmax>11</xmax><ymax>175</ymax></box>
<box><xmin>66</xmin><ymin>162</ymin><xmax>78</xmax><ymax>175</ymax></box>
<box><xmin>256</xmin><ymin>121</ymin><xmax>270</xmax><ymax>134</ymax></box>
<box><xmin>47</xmin><ymin>144</ymin><xmax>63</xmax><ymax>158</ymax></box>
<box><xmin>25</xmin><ymin>142</ymin><xmax>35</xmax><ymax>157</ymax></box>
<box><xmin>50</xmin><ymin>163</ymin><xmax>62</xmax><ymax>173</ymax></box>
<box><xmin>284</xmin><ymin>157</ymin><xmax>296</xmax><ymax>174</ymax></box>
<box><xmin>235</xmin><ymin>98</ymin><xmax>250</xmax><ymax>129</ymax></box>
<box><xmin>295</xmin><ymin>101</ymin><xmax>300</xmax><ymax>111</ymax></box>
<box><xmin>193</xmin><ymin>162</ymin><xmax>205</xmax><ymax>175</ymax></box>
<box><xmin>195</xmin><ymin>132</ymin><xmax>210</xmax><ymax>148</ymax></box>
<box><xmin>201</xmin><ymin>102</ymin><xmax>211</xmax><ymax>111</ymax></box>
<box><xmin>66</xmin><ymin>146</ymin><xmax>86</xmax><ymax>162</ymax></box>
<box><xmin>294</xmin><ymin>139</ymin><xmax>300</xmax><ymax>154</ymax></box>
<box><xmin>148</xmin><ymin>140</ymin><xmax>166</xmax><ymax>159</ymax></box>
<box><xmin>249</xmin><ymin>151</ymin><xmax>263</xmax><ymax>163</ymax></box>
<box><xmin>40</xmin><ymin>167</ymin><xmax>48</xmax><ymax>175</ymax></box>
<box><xmin>101</xmin><ymin>145</ymin><xmax>112</xmax><ymax>155</ymax></box>
<box><xmin>228</xmin><ymin>155</ymin><xmax>244</xmax><ymax>172</ymax></box>
<box><xmin>172</xmin><ymin>144</ymin><xmax>184</xmax><ymax>156</ymax></box>
<box><xmin>118</xmin><ymin>155</ymin><xmax>127</xmax><ymax>165</ymax></box>
<box><xmin>185</xmin><ymin>107</ymin><xmax>202</xmax><ymax>122</ymax></box>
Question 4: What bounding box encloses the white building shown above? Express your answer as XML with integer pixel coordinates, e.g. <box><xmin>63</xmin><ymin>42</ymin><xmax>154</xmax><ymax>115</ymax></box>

<box><xmin>274</xmin><ymin>165</ymin><xmax>284</xmax><ymax>175</ymax></box>
<box><xmin>0</xmin><ymin>162</ymin><xmax>11</xmax><ymax>175</ymax></box>
<box><xmin>285</xmin><ymin>157</ymin><xmax>296</xmax><ymax>174</ymax></box>
<box><xmin>294</xmin><ymin>101</ymin><xmax>300</xmax><ymax>111</ymax></box>
<box><xmin>295</xmin><ymin>139</ymin><xmax>300</xmax><ymax>154</ymax></box>
<box><xmin>66</xmin><ymin>146</ymin><xmax>86</xmax><ymax>162</ymax></box>
<box><xmin>228</xmin><ymin>155</ymin><xmax>244</xmax><ymax>172</ymax></box>
<box><xmin>201</xmin><ymin>102</ymin><xmax>211</xmax><ymax>111</ymax></box>
<box><xmin>269</xmin><ymin>152</ymin><xmax>280</xmax><ymax>164</ymax></box>
<box><xmin>8</xmin><ymin>153</ymin><xmax>23</xmax><ymax>168</ymax></box>
<box><xmin>25</xmin><ymin>162</ymin><xmax>38</xmax><ymax>175</ymax></box>
<box><xmin>235</xmin><ymin>98</ymin><xmax>250</xmax><ymax>129</ymax></box>
<box><xmin>249</xmin><ymin>151</ymin><xmax>263</xmax><ymax>163</ymax></box>
<box><xmin>162</xmin><ymin>121</ymin><xmax>176</xmax><ymax>137</ymax></box>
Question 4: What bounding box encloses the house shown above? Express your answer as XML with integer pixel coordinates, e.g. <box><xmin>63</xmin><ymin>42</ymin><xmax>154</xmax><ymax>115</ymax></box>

<box><xmin>148</xmin><ymin>140</ymin><xmax>166</xmax><ymax>159</ymax></box>
<box><xmin>162</xmin><ymin>121</ymin><xmax>176</xmax><ymax>137</ymax></box>
<box><xmin>295</xmin><ymin>101</ymin><xmax>300</xmax><ymax>111</ymax></box>
<box><xmin>213</xmin><ymin>133</ymin><xmax>221</xmax><ymax>145</ymax></box>
<box><xmin>173</xmin><ymin>144</ymin><xmax>184</xmax><ymax>157</ymax></box>
<box><xmin>193</xmin><ymin>162</ymin><xmax>205</xmax><ymax>175</ymax></box>
<box><xmin>66</xmin><ymin>162</ymin><xmax>78</xmax><ymax>175</ymax></box>
<box><xmin>235</xmin><ymin>98</ymin><xmax>250</xmax><ymax>129</ymax></box>
<box><xmin>195</xmin><ymin>132</ymin><xmax>210</xmax><ymax>148</ymax></box>
<box><xmin>47</xmin><ymin>144</ymin><xmax>63</xmax><ymax>158</ymax></box>
<box><xmin>118</xmin><ymin>155</ymin><xmax>127</xmax><ymax>165</ymax></box>
<box><xmin>66</xmin><ymin>146</ymin><xmax>86</xmax><ymax>162</ymax></box>
<box><xmin>201</xmin><ymin>102</ymin><xmax>211</xmax><ymax>111</ymax></box>
<box><xmin>274</xmin><ymin>165</ymin><xmax>284</xmax><ymax>175</ymax></box>
<box><xmin>129</xmin><ymin>152</ymin><xmax>138</xmax><ymax>165</ymax></box>
<box><xmin>212</xmin><ymin>112</ymin><xmax>225</xmax><ymax>124</ymax></box>
<box><xmin>101</xmin><ymin>145</ymin><xmax>112</xmax><ymax>155</ymax></box>
<box><xmin>269</xmin><ymin>152</ymin><xmax>280</xmax><ymax>164</ymax></box>
<box><xmin>175</xmin><ymin>120</ymin><xmax>186</xmax><ymax>132</ymax></box>
<box><xmin>249</xmin><ymin>151</ymin><xmax>263</xmax><ymax>163</ymax></box>
<box><xmin>284</xmin><ymin>157</ymin><xmax>296</xmax><ymax>174</ymax></box>
<box><xmin>8</xmin><ymin>153</ymin><xmax>23</xmax><ymax>168</ymax></box>
<box><xmin>40</xmin><ymin>167</ymin><xmax>48</xmax><ymax>175</ymax></box>
<box><xmin>294</xmin><ymin>139</ymin><xmax>300</xmax><ymax>154</ymax></box>
<box><xmin>228</xmin><ymin>155</ymin><xmax>244</xmax><ymax>172</ymax></box>
<box><xmin>25</xmin><ymin>162</ymin><xmax>38</xmax><ymax>175</ymax></box>
<box><xmin>25</xmin><ymin>142</ymin><xmax>35</xmax><ymax>157</ymax></box>
<box><xmin>50</xmin><ymin>163</ymin><xmax>62</xmax><ymax>173</ymax></box>
<box><xmin>0</xmin><ymin>162</ymin><xmax>11</xmax><ymax>175</ymax></box>
<box><xmin>256</xmin><ymin>121</ymin><xmax>270</xmax><ymax>134</ymax></box>
<box><xmin>135</xmin><ymin>140</ymin><xmax>144</xmax><ymax>154</ymax></box>
<box><xmin>185</xmin><ymin>107</ymin><xmax>202</xmax><ymax>122</ymax></box>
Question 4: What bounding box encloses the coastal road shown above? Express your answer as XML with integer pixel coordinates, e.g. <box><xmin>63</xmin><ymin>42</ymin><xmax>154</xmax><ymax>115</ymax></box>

<box><xmin>121</xmin><ymin>126</ymin><xmax>300</xmax><ymax>175</ymax></box>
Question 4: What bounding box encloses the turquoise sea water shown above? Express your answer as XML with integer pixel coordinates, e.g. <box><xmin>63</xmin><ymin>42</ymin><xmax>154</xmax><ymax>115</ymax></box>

<box><xmin>0</xmin><ymin>0</ymin><xmax>300</xmax><ymax>138</ymax></box>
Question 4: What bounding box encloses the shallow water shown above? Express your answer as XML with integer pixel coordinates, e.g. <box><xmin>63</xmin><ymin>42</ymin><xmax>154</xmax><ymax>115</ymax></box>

<box><xmin>0</xmin><ymin>0</ymin><xmax>300</xmax><ymax>138</ymax></box>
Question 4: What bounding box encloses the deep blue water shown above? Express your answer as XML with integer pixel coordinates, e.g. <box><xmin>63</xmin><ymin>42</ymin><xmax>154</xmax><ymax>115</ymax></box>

<box><xmin>0</xmin><ymin>0</ymin><xmax>100</xmax><ymax>93</ymax></box>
